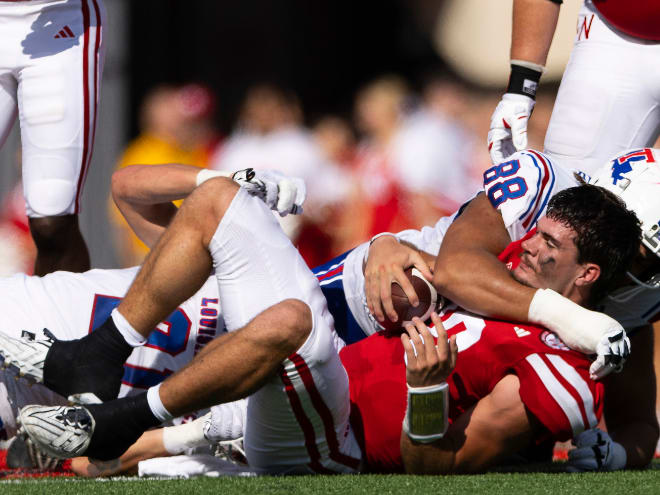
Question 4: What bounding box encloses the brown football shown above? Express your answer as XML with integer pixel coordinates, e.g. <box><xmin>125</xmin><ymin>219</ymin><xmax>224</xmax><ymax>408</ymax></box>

<box><xmin>379</xmin><ymin>267</ymin><xmax>438</xmax><ymax>333</ymax></box>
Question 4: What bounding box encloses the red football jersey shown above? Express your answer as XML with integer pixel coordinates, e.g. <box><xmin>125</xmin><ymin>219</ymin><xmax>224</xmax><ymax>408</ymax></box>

<box><xmin>340</xmin><ymin>303</ymin><xmax>603</xmax><ymax>472</ymax></box>
<box><xmin>593</xmin><ymin>0</ymin><xmax>660</xmax><ymax>40</ymax></box>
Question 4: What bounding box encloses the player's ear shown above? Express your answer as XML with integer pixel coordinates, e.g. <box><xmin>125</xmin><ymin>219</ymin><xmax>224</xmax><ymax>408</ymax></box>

<box><xmin>574</xmin><ymin>263</ymin><xmax>601</xmax><ymax>288</ymax></box>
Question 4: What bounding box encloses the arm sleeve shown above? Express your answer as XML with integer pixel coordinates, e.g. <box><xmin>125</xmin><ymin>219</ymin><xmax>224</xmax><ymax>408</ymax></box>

<box><xmin>512</xmin><ymin>352</ymin><xmax>603</xmax><ymax>442</ymax></box>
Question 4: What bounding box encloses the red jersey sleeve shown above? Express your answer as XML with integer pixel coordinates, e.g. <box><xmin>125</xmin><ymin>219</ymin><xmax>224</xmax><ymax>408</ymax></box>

<box><xmin>512</xmin><ymin>352</ymin><xmax>604</xmax><ymax>442</ymax></box>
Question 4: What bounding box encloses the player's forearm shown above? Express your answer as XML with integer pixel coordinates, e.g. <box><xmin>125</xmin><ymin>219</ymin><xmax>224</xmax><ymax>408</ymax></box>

<box><xmin>111</xmin><ymin>164</ymin><xmax>205</xmax><ymax>249</ymax></box>
<box><xmin>111</xmin><ymin>164</ymin><xmax>200</xmax><ymax>206</ymax></box>
<box><xmin>433</xmin><ymin>249</ymin><xmax>534</xmax><ymax>322</ymax></box>
<box><xmin>511</xmin><ymin>0</ymin><xmax>560</xmax><ymax>66</ymax></box>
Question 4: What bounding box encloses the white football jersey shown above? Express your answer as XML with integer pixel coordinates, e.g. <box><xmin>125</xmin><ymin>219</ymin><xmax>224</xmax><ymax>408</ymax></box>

<box><xmin>343</xmin><ymin>149</ymin><xmax>660</xmax><ymax>333</ymax></box>
<box><xmin>482</xmin><ymin>149</ymin><xmax>579</xmax><ymax>242</ymax></box>
<box><xmin>0</xmin><ymin>267</ymin><xmax>222</xmax><ymax>438</ymax></box>
<box><xmin>0</xmin><ymin>267</ymin><xmax>224</xmax><ymax>395</ymax></box>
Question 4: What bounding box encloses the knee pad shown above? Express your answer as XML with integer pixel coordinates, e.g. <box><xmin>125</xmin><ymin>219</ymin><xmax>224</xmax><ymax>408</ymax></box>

<box><xmin>24</xmin><ymin>177</ymin><xmax>77</xmax><ymax>217</ymax></box>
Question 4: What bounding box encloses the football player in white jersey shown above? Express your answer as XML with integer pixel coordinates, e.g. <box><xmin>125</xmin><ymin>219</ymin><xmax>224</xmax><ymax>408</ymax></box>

<box><xmin>365</xmin><ymin>148</ymin><xmax>660</xmax><ymax>470</ymax></box>
<box><xmin>3</xmin><ymin>163</ymin><xmax>362</xmax><ymax>474</ymax></box>
<box><xmin>0</xmin><ymin>0</ymin><xmax>106</xmax><ymax>275</ymax></box>
<box><xmin>0</xmin><ymin>164</ymin><xmax>304</xmax><ymax>445</ymax></box>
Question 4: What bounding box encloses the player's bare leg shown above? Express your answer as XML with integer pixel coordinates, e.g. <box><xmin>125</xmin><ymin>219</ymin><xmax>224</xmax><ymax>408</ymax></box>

<box><xmin>29</xmin><ymin>215</ymin><xmax>90</xmax><ymax>276</ymax></box>
<box><xmin>113</xmin><ymin>177</ymin><xmax>235</xmax><ymax>336</ymax></box>
<box><xmin>44</xmin><ymin>298</ymin><xmax>313</xmax><ymax>461</ymax></box>
<box><xmin>158</xmin><ymin>298</ymin><xmax>311</xmax><ymax>416</ymax></box>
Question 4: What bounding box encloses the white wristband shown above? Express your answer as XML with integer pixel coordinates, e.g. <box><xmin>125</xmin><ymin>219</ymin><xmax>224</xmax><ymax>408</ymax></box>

<box><xmin>403</xmin><ymin>382</ymin><xmax>449</xmax><ymax>443</ymax></box>
<box><xmin>196</xmin><ymin>169</ymin><xmax>230</xmax><ymax>187</ymax></box>
<box><xmin>528</xmin><ymin>288</ymin><xmax>622</xmax><ymax>354</ymax></box>
<box><xmin>162</xmin><ymin>413</ymin><xmax>210</xmax><ymax>454</ymax></box>
<box><xmin>510</xmin><ymin>59</ymin><xmax>546</xmax><ymax>73</ymax></box>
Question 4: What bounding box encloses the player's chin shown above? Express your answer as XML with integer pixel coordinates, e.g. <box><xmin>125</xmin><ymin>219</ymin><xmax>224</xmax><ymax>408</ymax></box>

<box><xmin>511</xmin><ymin>268</ymin><xmax>537</xmax><ymax>289</ymax></box>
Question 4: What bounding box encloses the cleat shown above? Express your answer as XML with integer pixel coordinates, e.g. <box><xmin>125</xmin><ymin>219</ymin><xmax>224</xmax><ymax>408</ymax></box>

<box><xmin>19</xmin><ymin>405</ymin><xmax>95</xmax><ymax>460</ymax></box>
<box><xmin>6</xmin><ymin>431</ymin><xmax>62</xmax><ymax>471</ymax></box>
<box><xmin>1</xmin><ymin>321</ymin><xmax>132</xmax><ymax>402</ymax></box>
<box><xmin>0</xmin><ymin>329</ymin><xmax>52</xmax><ymax>384</ymax></box>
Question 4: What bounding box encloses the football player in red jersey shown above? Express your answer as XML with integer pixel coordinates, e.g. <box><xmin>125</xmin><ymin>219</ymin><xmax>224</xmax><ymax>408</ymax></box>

<box><xmin>343</xmin><ymin>186</ymin><xmax>638</xmax><ymax>473</ymax></box>
<box><xmin>366</xmin><ymin>148</ymin><xmax>660</xmax><ymax>470</ymax></box>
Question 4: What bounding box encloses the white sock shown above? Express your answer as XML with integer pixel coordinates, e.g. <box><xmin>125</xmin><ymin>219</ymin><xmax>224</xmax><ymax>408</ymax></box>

<box><xmin>147</xmin><ymin>383</ymin><xmax>174</xmax><ymax>422</ymax></box>
<box><xmin>111</xmin><ymin>308</ymin><xmax>147</xmax><ymax>347</ymax></box>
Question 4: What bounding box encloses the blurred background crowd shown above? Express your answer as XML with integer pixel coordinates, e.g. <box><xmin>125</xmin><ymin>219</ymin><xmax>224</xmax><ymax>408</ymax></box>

<box><xmin>0</xmin><ymin>0</ymin><xmax>581</xmax><ymax>273</ymax></box>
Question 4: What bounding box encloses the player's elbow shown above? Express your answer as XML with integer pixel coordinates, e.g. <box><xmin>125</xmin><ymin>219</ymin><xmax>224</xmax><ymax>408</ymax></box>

<box><xmin>111</xmin><ymin>167</ymin><xmax>134</xmax><ymax>203</ymax></box>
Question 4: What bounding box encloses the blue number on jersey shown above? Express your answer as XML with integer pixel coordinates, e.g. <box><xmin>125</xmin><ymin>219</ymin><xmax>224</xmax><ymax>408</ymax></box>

<box><xmin>89</xmin><ymin>294</ymin><xmax>191</xmax><ymax>389</ymax></box>
<box><xmin>484</xmin><ymin>159</ymin><xmax>528</xmax><ymax>207</ymax></box>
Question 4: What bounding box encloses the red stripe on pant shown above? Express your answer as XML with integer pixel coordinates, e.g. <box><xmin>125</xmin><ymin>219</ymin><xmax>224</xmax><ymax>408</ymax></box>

<box><xmin>280</xmin><ymin>367</ymin><xmax>334</xmax><ymax>474</ymax></box>
<box><xmin>288</xmin><ymin>353</ymin><xmax>361</xmax><ymax>470</ymax></box>
<box><xmin>74</xmin><ymin>0</ymin><xmax>102</xmax><ymax>214</ymax></box>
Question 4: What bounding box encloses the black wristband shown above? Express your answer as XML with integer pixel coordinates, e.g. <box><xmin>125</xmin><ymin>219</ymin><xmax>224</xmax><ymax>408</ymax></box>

<box><xmin>548</xmin><ymin>0</ymin><xmax>562</xmax><ymax>4</ymax></box>
<box><xmin>506</xmin><ymin>64</ymin><xmax>542</xmax><ymax>99</ymax></box>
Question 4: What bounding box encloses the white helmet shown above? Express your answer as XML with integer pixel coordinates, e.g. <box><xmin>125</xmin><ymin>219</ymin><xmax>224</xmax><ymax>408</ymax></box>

<box><xmin>590</xmin><ymin>148</ymin><xmax>660</xmax><ymax>296</ymax></box>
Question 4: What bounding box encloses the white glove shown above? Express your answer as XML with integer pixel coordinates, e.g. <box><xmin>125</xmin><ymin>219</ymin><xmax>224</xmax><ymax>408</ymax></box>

<box><xmin>528</xmin><ymin>289</ymin><xmax>630</xmax><ymax>380</ymax></box>
<box><xmin>588</xmin><ymin>329</ymin><xmax>631</xmax><ymax>380</ymax></box>
<box><xmin>567</xmin><ymin>428</ymin><xmax>627</xmax><ymax>472</ymax></box>
<box><xmin>231</xmin><ymin>169</ymin><xmax>306</xmax><ymax>217</ymax></box>
<box><xmin>203</xmin><ymin>399</ymin><xmax>247</xmax><ymax>444</ymax></box>
<box><xmin>487</xmin><ymin>93</ymin><xmax>535</xmax><ymax>164</ymax></box>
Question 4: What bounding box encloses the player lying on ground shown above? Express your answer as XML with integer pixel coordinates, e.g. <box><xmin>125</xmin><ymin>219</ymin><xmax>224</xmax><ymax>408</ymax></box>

<box><xmin>10</xmin><ymin>174</ymin><xmax>642</xmax><ymax>474</ymax></box>
<box><xmin>0</xmin><ymin>154</ymin><xmax>647</xmax><ymax>473</ymax></box>
<box><xmin>73</xmin><ymin>193</ymin><xmax>636</xmax><ymax>476</ymax></box>
<box><xmin>0</xmin><ymin>166</ymin><xmax>304</xmax><ymax>438</ymax></box>
<box><xmin>365</xmin><ymin>148</ymin><xmax>660</xmax><ymax>469</ymax></box>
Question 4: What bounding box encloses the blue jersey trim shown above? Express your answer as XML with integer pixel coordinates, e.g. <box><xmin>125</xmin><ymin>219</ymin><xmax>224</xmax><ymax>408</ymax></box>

<box><xmin>312</xmin><ymin>249</ymin><xmax>369</xmax><ymax>345</ymax></box>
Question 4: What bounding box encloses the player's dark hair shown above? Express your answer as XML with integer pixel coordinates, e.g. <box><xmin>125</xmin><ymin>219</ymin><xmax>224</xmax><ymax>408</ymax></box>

<box><xmin>546</xmin><ymin>185</ymin><xmax>641</xmax><ymax>305</ymax></box>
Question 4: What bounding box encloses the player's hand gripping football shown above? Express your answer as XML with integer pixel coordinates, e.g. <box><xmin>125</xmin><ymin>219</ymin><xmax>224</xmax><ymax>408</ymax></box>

<box><xmin>231</xmin><ymin>168</ymin><xmax>306</xmax><ymax>216</ymax></box>
<box><xmin>487</xmin><ymin>93</ymin><xmax>535</xmax><ymax>164</ymax></box>
<box><xmin>402</xmin><ymin>314</ymin><xmax>458</xmax><ymax>388</ymax></box>
<box><xmin>365</xmin><ymin>235</ymin><xmax>434</xmax><ymax>325</ymax></box>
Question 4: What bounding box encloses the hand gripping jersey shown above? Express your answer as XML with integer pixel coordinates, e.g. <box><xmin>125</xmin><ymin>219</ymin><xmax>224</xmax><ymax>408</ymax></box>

<box><xmin>0</xmin><ymin>268</ymin><xmax>223</xmax><ymax>438</ymax></box>
<box><xmin>340</xmin><ymin>308</ymin><xmax>603</xmax><ymax>472</ymax></box>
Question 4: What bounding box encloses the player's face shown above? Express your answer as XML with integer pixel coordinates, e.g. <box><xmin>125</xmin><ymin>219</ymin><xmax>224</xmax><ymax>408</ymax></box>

<box><xmin>512</xmin><ymin>217</ymin><xmax>584</xmax><ymax>296</ymax></box>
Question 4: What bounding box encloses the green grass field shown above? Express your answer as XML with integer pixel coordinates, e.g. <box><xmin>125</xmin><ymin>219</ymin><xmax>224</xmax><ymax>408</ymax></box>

<box><xmin>2</xmin><ymin>465</ymin><xmax>659</xmax><ymax>495</ymax></box>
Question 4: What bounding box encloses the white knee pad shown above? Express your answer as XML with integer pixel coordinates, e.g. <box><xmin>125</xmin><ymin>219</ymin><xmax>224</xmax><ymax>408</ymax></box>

<box><xmin>24</xmin><ymin>176</ymin><xmax>77</xmax><ymax>217</ymax></box>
